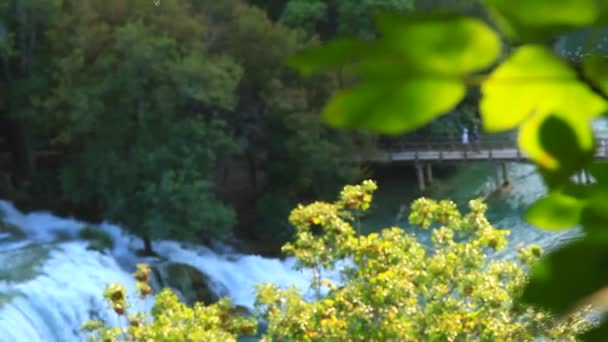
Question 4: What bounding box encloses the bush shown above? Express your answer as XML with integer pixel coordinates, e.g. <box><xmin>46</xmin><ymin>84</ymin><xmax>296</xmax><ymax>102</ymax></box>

<box><xmin>254</xmin><ymin>180</ymin><xmax>591</xmax><ymax>341</ymax></box>
<box><xmin>87</xmin><ymin>181</ymin><xmax>591</xmax><ymax>341</ymax></box>
<box><xmin>83</xmin><ymin>264</ymin><xmax>257</xmax><ymax>342</ymax></box>
<box><xmin>79</xmin><ymin>226</ymin><xmax>114</xmax><ymax>252</ymax></box>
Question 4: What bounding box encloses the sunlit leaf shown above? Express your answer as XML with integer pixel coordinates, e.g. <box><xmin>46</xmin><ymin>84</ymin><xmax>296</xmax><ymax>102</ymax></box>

<box><xmin>482</xmin><ymin>45</ymin><xmax>604</xmax><ymax>182</ymax></box>
<box><xmin>375</xmin><ymin>13</ymin><xmax>501</xmax><ymax>74</ymax></box>
<box><xmin>521</xmin><ymin>237</ymin><xmax>608</xmax><ymax>315</ymax></box>
<box><xmin>291</xmin><ymin>14</ymin><xmax>501</xmax><ymax>77</ymax></box>
<box><xmin>481</xmin><ymin>45</ymin><xmax>607</xmax><ymax>133</ymax></box>
<box><xmin>289</xmin><ymin>14</ymin><xmax>501</xmax><ymax>134</ymax></box>
<box><xmin>524</xmin><ymin>190</ymin><xmax>585</xmax><ymax>229</ymax></box>
<box><xmin>519</xmin><ymin>115</ymin><xmax>595</xmax><ymax>186</ymax></box>
<box><xmin>484</xmin><ymin>0</ymin><xmax>598</xmax><ymax>41</ymax></box>
<box><xmin>323</xmin><ymin>78</ymin><xmax>465</xmax><ymax>134</ymax></box>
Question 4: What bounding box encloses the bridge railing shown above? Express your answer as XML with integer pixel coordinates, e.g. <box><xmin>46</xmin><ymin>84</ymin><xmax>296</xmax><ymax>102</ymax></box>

<box><xmin>380</xmin><ymin>136</ymin><xmax>517</xmax><ymax>152</ymax></box>
<box><xmin>380</xmin><ymin>136</ymin><xmax>608</xmax><ymax>154</ymax></box>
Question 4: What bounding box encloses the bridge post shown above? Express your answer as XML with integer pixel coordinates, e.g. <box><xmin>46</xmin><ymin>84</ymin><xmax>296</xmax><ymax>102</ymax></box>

<box><xmin>494</xmin><ymin>162</ymin><xmax>502</xmax><ymax>188</ymax></box>
<box><xmin>582</xmin><ymin>170</ymin><xmax>592</xmax><ymax>184</ymax></box>
<box><xmin>416</xmin><ymin>164</ymin><xmax>426</xmax><ymax>192</ymax></box>
<box><xmin>576</xmin><ymin>171</ymin><xmax>583</xmax><ymax>184</ymax></box>
<box><xmin>426</xmin><ymin>163</ymin><xmax>433</xmax><ymax>185</ymax></box>
<box><xmin>581</xmin><ymin>170</ymin><xmax>586</xmax><ymax>184</ymax></box>
<box><xmin>501</xmin><ymin>162</ymin><xmax>509</xmax><ymax>184</ymax></box>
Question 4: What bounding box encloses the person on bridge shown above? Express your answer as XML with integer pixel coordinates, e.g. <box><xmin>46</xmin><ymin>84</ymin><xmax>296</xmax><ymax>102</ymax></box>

<box><xmin>461</xmin><ymin>127</ymin><xmax>469</xmax><ymax>145</ymax></box>
<box><xmin>471</xmin><ymin>125</ymin><xmax>480</xmax><ymax>151</ymax></box>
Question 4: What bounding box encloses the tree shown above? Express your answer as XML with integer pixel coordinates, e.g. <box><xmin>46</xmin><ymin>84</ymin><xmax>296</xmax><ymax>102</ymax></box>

<box><xmin>281</xmin><ymin>0</ymin><xmax>415</xmax><ymax>38</ymax></box>
<box><xmin>0</xmin><ymin>0</ymin><xmax>371</xmax><ymax>248</ymax></box>
<box><xmin>289</xmin><ymin>1</ymin><xmax>608</xmax><ymax>339</ymax></box>
<box><xmin>0</xmin><ymin>0</ymin><xmax>62</xmax><ymax>184</ymax></box>
<box><xmin>255</xmin><ymin>181</ymin><xmax>590</xmax><ymax>341</ymax></box>
<box><xmin>43</xmin><ymin>1</ymin><xmax>242</xmax><ymax>248</ymax></box>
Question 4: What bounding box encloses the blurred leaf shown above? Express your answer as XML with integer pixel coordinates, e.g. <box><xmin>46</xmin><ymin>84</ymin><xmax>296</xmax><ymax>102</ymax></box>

<box><xmin>521</xmin><ymin>237</ymin><xmax>608</xmax><ymax>315</ymax></box>
<box><xmin>589</xmin><ymin>163</ymin><xmax>608</xmax><ymax>184</ymax></box>
<box><xmin>291</xmin><ymin>13</ymin><xmax>501</xmax><ymax>134</ymax></box>
<box><xmin>579</xmin><ymin>186</ymin><xmax>608</xmax><ymax>233</ymax></box>
<box><xmin>520</xmin><ymin>115</ymin><xmax>595</xmax><ymax>185</ymax></box>
<box><xmin>598</xmin><ymin>2</ymin><xmax>608</xmax><ymax>24</ymax></box>
<box><xmin>289</xmin><ymin>38</ymin><xmax>377</xmax><ymax>77</ymax></box>
<box><xmin>482</xmin><ymin>45</ymin><xmax>604</xmax><ymax>183</ymax></box>
<box><xmin>483</xmin><ymin>0</ymin><xmax>598</xmax><ymax>41</ymax></box>
<box><xmin>583</xmin><ymin>55</ymin><xmax>608</xmax><ymax>95</ymax></box>
<box><xmin>481</xmin><ymin>45</ymin><xmax>606</xmax><ymax>133</ymax></box>
<box><xmin>524</xmin><ymin>190</ymin><xmax>585</xmax><ymax>229</ymax></box>
<box><xmin>375</xmin><ymin>13</ymin><xmax>501</xmax><ymax>74</ymax></box>
<box><xmin>323</xmin><ymin>77</ymin><xmax>465</xmax><ymax>134</ymax></box>
<box><xmin>291</xmin><ymin>14</ymin><xmax>501</xmax><ymax>76</ymax></box>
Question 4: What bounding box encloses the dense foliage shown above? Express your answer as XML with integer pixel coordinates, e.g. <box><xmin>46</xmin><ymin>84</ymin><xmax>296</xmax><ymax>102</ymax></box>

<box><xmin>290</xmin><ymin>0</ymin><xmax>608</xmax><ymax>339</ymax></box>
<box><xmin>281</xmin><ymin>0</ymin><xmax>415</xmax><ymax>38</ymax></box>
<box><xmin>255</xmin><ymin>181</ymin><xmax>590</xmax><ymax>341</ymax></box>
<box><xmin>0</xmin><ymin>0</ymin><xmax>372</xmax><ymax>246</ymax></box>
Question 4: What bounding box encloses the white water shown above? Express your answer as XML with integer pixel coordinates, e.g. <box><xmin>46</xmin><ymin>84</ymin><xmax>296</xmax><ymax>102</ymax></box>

<box><xmin>0</xmin><ymin>200</ymin><xmax>319</xmax><ymax>342</ymax></box>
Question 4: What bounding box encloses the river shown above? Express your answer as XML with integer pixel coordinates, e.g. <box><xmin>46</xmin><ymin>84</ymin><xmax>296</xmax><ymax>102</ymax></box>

<box><xmin>0</xmin><ymin>158</ymin><xmax>585</xmax><ymax>341</ymax></box>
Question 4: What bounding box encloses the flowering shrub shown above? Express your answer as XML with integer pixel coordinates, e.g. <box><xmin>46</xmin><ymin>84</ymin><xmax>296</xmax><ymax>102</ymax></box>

<box><xmin>83</xmin><ymin>264</ymin><xmax>257</xmax><ymax>342</ymax></box>
<box><xmin>255</xmin><ymin>180</ymin><xmax>590</xmax><ymax>341</ymax></box>
<box><xmin>86</xmin><ymin>181</ymin><xmax>590</xmax><ymax>341</ymax></box>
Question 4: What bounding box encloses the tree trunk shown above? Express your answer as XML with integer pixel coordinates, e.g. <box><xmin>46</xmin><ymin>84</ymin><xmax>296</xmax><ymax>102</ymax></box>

<box><xmin>2</xmin><ymin>118</ymin><xmax>35</xmax><ymax>186</ymax></box>
<box><xmin>142</xmin><ymin>236</ymin><xmax>154</xmax><ymax>256</ymax></box>
<box><xmin>246</xmin><ymin>152</ymin><xmax>258</xmax><ymax>195</ymax></box>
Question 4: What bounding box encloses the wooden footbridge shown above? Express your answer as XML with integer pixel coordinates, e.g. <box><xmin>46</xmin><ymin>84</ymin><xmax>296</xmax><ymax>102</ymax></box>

<box><xmin>356</xmin><ymin>136</ymin><xmax>608</xmax><ymax>191</ymax></box>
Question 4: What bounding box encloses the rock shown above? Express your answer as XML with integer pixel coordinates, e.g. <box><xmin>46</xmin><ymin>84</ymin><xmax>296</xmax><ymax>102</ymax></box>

<box><xmin>486</xmin><ymin>181</ymin><xmax>514</xmax><ymax>200</ymax></box>
<box><xmin>0</xmin><ymin>219</ymin><xmax>26</xmax><ymax>242</ymax></box>
<box><xmin>78</xmin><ymin>225</ymin><xmax>114</xmax><ymax>252</ymax></box>
<box><xmin>153</xmin><ymin>262</ymin><xmax>227</xmax><ymax>306</ymax></box>
<box><xmin>0</xmin><ymin>244</ymin><xmax>49</xmax><ymax>282</ymax></box>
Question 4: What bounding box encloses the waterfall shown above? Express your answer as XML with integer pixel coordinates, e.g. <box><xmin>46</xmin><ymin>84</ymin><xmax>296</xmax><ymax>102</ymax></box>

<box><xmin>0</xmin><ymin>200</ymin><xmax>316</xmax><ymax>342</ymax></box>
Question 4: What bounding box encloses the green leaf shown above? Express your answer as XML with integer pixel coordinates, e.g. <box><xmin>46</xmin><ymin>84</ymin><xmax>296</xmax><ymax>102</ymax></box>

<box><xmin>288</xmin><ymin>38</ymin><xmax>377</xmax><ymax>77</ymax></box>
<box><xmin>583</xmin><ymin>55</ymin><xmax>608</xmax><ymax>95</ymax></box>
<box><xmin>520</xmin><ymin>115</ymin><xmax>595</xmax><ymax>184</ymax></box>
<box><xmin>524</xmin><ymin>190</ymin><xmax>585</xmax><ymax>229</ymax></box>
<box><xmin>589</xmin><ymin>163</ymin><xmax>608</xmax><ymax>184</ymax></box>
<box><xmin>481</xmin><ymin>45</ymin><xmax>607</xmax><ymax>133</ymax></box>
<box><xmin>484</xmin><ymin>0</ymin><xmax>599</xmax><ymax>41</ymax></box>
<box><xmin>579</xmin><ymin>186</ymin><xmax>608</xmax><ymax>233</ymax></box>
<box><xmin>521</xmin><ymin>237</ymin><xmax>608</xmax><ymax>315</ymax></box>
<box><xmin>598</xmin><ymin>2</ymin><xmax>608</xmax><ymax>24</ymax></box>
<box><xmin>290</xmin><ymin>14</ymin><xmax>501</xmax><ymax>77</ymax></box>
<box><xmin>292</xmin><ymin>14</ymin><xmax>500</xmax><ymax>134</ymax></box>
<box><xmin>482</xmin><ymin>45</ymin><xmax>604</xmax><ymax>180</ymax></box>
<box><xmin>322</xmin><ymin>77</ymin><xmax>465</xmax><ymax>134</ymax></box>
<box><xmin>375</xmin><ymin>13</ymin><xmax>501</xmax><ymax>74</ymax></box>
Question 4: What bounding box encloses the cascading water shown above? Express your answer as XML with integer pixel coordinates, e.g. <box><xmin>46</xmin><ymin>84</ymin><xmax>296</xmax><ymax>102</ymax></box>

<box><xmin>0</xmin><ymin>156</ymin><xmax>592</xmax><ymax>341</ymax></box>
<box><xmin>0</xmin><ymin>201</ymin><xmax>319</xmax><ymax>342</ymax></box>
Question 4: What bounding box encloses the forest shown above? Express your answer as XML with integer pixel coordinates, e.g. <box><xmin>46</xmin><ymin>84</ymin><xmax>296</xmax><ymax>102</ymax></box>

<box><xmin>0</xmin><ymin>0</ymin><xmax>482</xmax><ymax>252</ymax></box>
<box><xmin>0</xmin><ymin>0</ymin><xmax>387</xmax><ymax>250</ymax></box>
